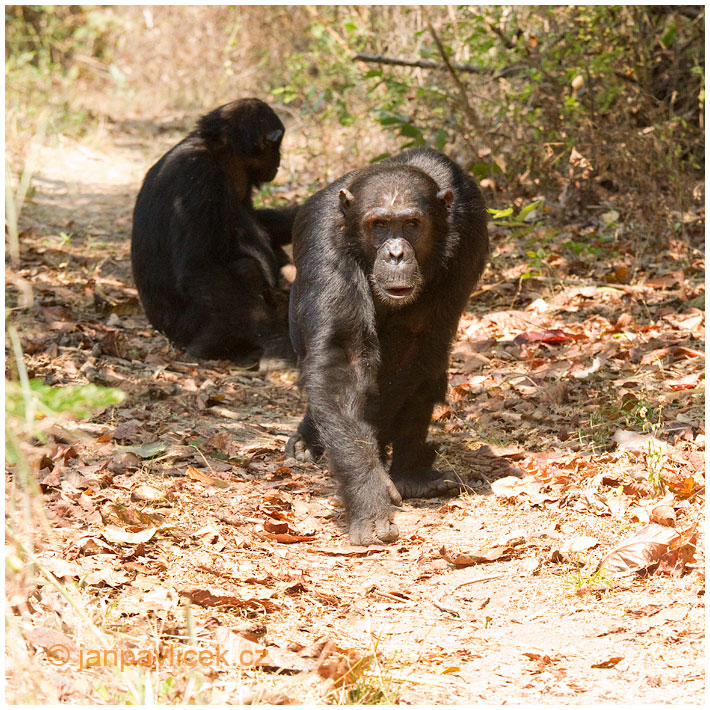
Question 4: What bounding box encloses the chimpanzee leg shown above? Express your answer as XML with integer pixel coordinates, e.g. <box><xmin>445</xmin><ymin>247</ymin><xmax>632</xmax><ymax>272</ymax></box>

<box><xmin>388</xmin><ymin>374</ymin><xmax>465</xmax><ymax>498</ymax></box>
<box><xmin>183</xmin><ymin>259</ymin><xmax>294</xmax><ymax>369</ymax></box>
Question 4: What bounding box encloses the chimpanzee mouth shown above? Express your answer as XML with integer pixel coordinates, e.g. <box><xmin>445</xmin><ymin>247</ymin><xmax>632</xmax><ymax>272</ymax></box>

<box><xmin>385</xmin><ymin>286</ymin><xmax>414</xmax><ymax>299</ymax></box>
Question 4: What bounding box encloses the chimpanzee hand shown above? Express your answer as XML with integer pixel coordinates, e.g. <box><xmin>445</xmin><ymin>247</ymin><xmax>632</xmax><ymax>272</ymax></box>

<box><xmin>285</xmin><ymin>432</ymin><xmax>316</xmax><ymax>462</ymax></box>
<box><xmin>347</xmin><ymin>477</ymin><xmax>402</xmax><ymax>545</ymax></box>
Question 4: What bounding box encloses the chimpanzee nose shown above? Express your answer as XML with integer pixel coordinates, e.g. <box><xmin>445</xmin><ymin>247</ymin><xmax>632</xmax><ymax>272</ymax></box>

<box><xmin>387</xmin><ymin>239</ymin><xmax>405</xmax><ymax>264</ymax></box>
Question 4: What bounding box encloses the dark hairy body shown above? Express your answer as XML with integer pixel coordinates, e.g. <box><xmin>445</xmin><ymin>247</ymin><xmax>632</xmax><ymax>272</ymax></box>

<box><xmin>131</xmin><ymin>98</ymin><xmax>297</xmax><ymax>371</ymax></box>
<box><xmin>287</xmin><ymin>147</ymin><xmax>489</xmax><ymax>544</ymax></box>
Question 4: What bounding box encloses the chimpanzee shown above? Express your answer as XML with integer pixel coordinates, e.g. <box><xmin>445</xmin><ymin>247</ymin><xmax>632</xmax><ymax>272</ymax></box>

<box><xmin>286</xmin><ymin>147</ymin><xmax>489</xmax><ymax>545</ymax></box>
<box><xmin>131</xmin><ymin>98</ymin><xmax>297</xmax><ymax>372</ymax></box>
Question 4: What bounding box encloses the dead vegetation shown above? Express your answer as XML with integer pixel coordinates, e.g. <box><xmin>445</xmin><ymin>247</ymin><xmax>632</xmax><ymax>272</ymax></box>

<box><xmin>5</xmin><ymin>6</ymin><xmax>705</xmax><ymax>705</ymax></box>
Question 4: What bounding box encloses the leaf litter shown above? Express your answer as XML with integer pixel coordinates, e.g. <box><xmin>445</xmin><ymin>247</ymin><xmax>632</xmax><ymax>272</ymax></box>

<box><xmin>4</xmin><ymin>124</ymin><xmax>704</xmax><ymax>705</ymax></box>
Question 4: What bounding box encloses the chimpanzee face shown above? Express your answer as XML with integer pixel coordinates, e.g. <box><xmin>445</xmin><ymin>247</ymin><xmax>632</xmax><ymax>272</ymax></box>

<box><xmin>214</xmin><ymin>99</ymin><xmax>285</xmax><ymax>185</ymax></box>
<box><xmin>251</xmin><ymin>127</ymin><xmax>283</xmax><ymax>183</ymax></box>
<box><xmin>339</xmin><ymin>167</ymin><xmax>453</xmax><ymax>307</ymax></box>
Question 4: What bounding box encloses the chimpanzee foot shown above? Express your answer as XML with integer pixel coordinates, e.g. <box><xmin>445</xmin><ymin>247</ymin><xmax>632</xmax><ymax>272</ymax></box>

<box><xmin>258</xmin><ymin>336</ymin><xmax>296</xmax><ymax>373</ymax></box>
<box><xmin>349</xmin><ymin>514</ymin><xmax>399</xmax><ymax>546</ymax></box>
<box><xmin>392</xmin><ymin>468</ymin><xmax>466</xmax><ymax>499</ymax></box>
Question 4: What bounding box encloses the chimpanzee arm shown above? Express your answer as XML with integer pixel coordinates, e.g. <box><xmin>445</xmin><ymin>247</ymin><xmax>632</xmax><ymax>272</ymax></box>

<box><xmin>255</xmin><ymin>205</ymin><xmax>299</xmax><ymax>247</ymax></box>
<box><xmin>303</xmin><ymin>329</ymin><xmax>402</xmax><ymax>545</ymax></box>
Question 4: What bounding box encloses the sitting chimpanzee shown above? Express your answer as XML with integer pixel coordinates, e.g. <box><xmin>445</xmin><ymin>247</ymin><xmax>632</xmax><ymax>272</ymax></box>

<box><xmin>131</xmin><ymin>98</ymin><xmax>297</xmax><ymax>372</ymax></box>
<box><xmin>286</xmin><ymin>147</ymin><xmax>489</xmax><ymax>545</ymax></box>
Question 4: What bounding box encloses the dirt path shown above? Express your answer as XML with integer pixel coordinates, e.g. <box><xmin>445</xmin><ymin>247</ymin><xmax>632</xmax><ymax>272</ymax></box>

<box><xmin>6</xmin><ymin>125</ymin><xmax>704</xmax><ymax>705</ymax></box>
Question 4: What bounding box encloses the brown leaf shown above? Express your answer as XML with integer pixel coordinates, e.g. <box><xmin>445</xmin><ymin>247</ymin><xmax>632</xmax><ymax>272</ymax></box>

<box><xmin>666</xmin><ymin>373</ymin><xmax>703</xmax><ymax>390</ymax></box>
<box><xmin>665</xmin><ymin>475</ymin><xmax>701</xmax><ymax>499</ymax></box>
<box><xmin>214</xmin><ymin>628</ymin><xmax>313</xmax><ymax>672</ymax></box>
<box><xmin>523</xmin><ymin>652</ymin><xmax>556</xmax><ymax>670</ymax></box>
<box><xmin>182</xmin><ymin>589</ymin><xmax>278</xmax><ymax>612</ymax></box>
<box><xmin>263</xmin><ymin>519</ymin><xmax>289</xmax><ymax>534</ymax></box>
<box><xmin>649</xmin><ymin>504</ymin><xmax>676</xmax><ymax>527</ymax></box>
<box><xmin>656</xmin><ymin>523</ymin><xmax>699</xmax><ymax>576</ymax></box>
<box><xmin>612</xmin><ymin>429</ymin><xmax>667</xmax><ymax>455</ymax></box>
<box><xmin>257</xmin><ymin>531</ymin><xmax>316</xmax><ymax>544</ymax></box>
<box><xmin>441</xmin><ymin>544</ymin><xmax>515</xmax><ymax>567</ymax></box>
<box><xmin>432</xmin><ymin>404</ymin><xmax>452</xmax><ymax>421</ymax></box>
<box><xmin>564</xmin><ymin>536</ymin><xmax>599</xmax><ymax>554</ymax></box>
<box><xmin>36</xmin><ymin>557</ymin><xmax>84</xmax><ymax>579</ymax></box>
<box><xmin>130</xmin><ymin>485</ymin><xmax>164</xmax><ymax>503</ymax></box>
<box><xmin>311</xmin><ymin>546</ymin><xmax>390</xmax><ymax>557</ymax></box>
<box><xmin>24</xmin><ymin>627</ymin><xmax>79</xmax><ymax>662</ymax></box>
<box><xmin>51</xmin><ymin>444</ymin><xmax>79</xmax><ymax>464</ymax></box>
<box><xmin>600</xmin><ymin>523</ymin><xmax>680</xmax><ymax>574</ymax></box>
<box><xmin>592</xmin><ymin>656</ymin><xmax>624</xmax><ymax>669</ymax></box>
<box><xmin>84</xmin><ymin>568</ymin><xmax>131</xmax><ymax>587</ymax></box>
<box><xmin>514</xmin><ymin>329</ymin><xmax>569</xmax><ymax>345</ymax></box>
<box><xmin>111</xmin><ymin>421</ymin><xmax>143</xmax><ymax>441</ymax></box>
<box><xmin>490</xmin><ymin>475</ymin><xmax>534</xmax><ymax>498</ymax></box>
<box><xmin>185</xmin><ymin>465</ymin><xmax>232</xmax><ymax>488</ymax></box>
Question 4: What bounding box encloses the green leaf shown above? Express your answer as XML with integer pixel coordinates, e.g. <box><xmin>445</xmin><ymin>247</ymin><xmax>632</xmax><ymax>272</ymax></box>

<box><xmin>116</xmin><ymin>441</ymin><xmax>167</xmax><ymax>459</ymax></box>
<box><xmin>518</xmin><ymin>200</ymin><xmax>543</xmax><ymax>221</ymax></box>
<box><xmin>5</xmin><ymin>379</ymin><xmax>125</xmax><ymax>421</ymax></box>
<box><xmin>399</xmin><ymin>122</ymin><xmax>422</xmax><ymax>139</ymax></box>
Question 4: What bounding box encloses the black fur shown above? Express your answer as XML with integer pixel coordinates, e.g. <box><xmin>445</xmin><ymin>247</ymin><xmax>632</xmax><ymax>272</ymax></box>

<box><xmin>286</xmin><ymin>148</ymin><xmax>489</xmax><ymax>544</ymax></box>
<box><xmin>131</xmin><ymin>98</ymin><xmax>297</xmax><ymax>371</ymax></box>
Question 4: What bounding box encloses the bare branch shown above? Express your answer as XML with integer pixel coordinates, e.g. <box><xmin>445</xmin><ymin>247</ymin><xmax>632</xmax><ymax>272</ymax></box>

<box><xmin>427</xmin><ymin>23</ymin><xmax>482</xmax><ymax>134</ymax></box>
<box><xmin>354</xmin><ymin>52</ymin><xmax>487</xmax><ymax>74</ymax></box>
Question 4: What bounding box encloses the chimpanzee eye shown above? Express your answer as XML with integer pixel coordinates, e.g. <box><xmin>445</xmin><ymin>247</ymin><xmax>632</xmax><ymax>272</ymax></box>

<box><xmin>404</xmin><ymin>219</ymin><xmax>419</xmax><ymax>229</ymax></box>
<box><xmin>371</xmin><ymin>219</ymin><xmax>387</xmax><ymax>230</ymax></box>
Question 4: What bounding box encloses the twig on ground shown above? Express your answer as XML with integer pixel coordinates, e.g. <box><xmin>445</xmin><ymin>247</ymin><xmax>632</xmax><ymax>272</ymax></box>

<box><xmin>454</xmin><ymin>573</ymin><xmax>505</xmax><ymax>590</ymax></box>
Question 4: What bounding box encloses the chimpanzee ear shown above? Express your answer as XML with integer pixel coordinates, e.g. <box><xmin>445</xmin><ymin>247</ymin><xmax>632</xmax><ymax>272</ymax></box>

<box><xmin>265</xmin><ymin>129</ymin><xmax>284</xmax><ymax>144</ymax></box>
<box><xmin>437</xmin><ymin>188</ymin><xmax>454</xmax><ymax>209</ymax></box>
<box><xmin>339</xmin><ymin>188</ymin><xmax>354</xmax><ymax>212</ymax></box>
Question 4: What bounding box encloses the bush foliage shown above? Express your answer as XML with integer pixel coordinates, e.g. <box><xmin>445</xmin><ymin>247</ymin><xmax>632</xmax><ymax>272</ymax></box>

<box><xmin>5</xmin><ymin>5</ymin><xmax>704</xmax><ymax>233</ymax></box>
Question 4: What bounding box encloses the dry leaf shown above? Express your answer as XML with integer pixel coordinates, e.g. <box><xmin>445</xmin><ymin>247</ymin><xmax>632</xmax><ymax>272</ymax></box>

<box><xmin>600</xmin><ymin>523</ymin><xmax>680</xmax><ymax>574</ymax></box>
<box><xmin>185</xmin><ymin>465</ymin><xmax>232</xmax><ymax>488</ymax></box>
<box><xmin>311</xmin><ymin>546</ymin><xmax>390</xmax><ymax>557</ymax></box>
<box><xmin>182</xmin><ymin>589</ymin><xmax>278</xmax><ymax>612</ymax></box>
<box><xmin>441</xmin><ymin>544</ymin><xmax>515</xmax><ymax>566</ymax></box>
<box><xmin>257</xmin><ymin>531</ymin><xmax>316</xmax><ymax>544</ymax></box>
<box><xmin>592</xmin><ymin>656</ymin><xmax>624</xmax><ymax>669</ymax></box>
<box><xmin>131</xmin><ymin>485</ymin><xmax>164</xmax><ymax>502</ymax></box>
<box><xmin>213</xmin><ymin>628</ymin><xmax>313</xmax><ymax>672</ymax></box>
<box><xmin>564</xmin><ymin>536</ymin><xmax>599</xmax><ymax>554</ymax></box>
<box><xmin>490</xmin><ymin>475</ymin><xmax>532</xmax><ymax>498</ymax></box>
<box><xmin>102</xmin><ymin>525</ymin><xmax>156</xmax><ymax>545</ymax></box>
<box><xmin>612</xmin><ymin>429</ymin><xmax>667</xmax><ymax>455</ymax></box>
<box><xmin>84</xmin><ymin>568</ymin><xmax>131</xmax><ymax>587</ymax></box>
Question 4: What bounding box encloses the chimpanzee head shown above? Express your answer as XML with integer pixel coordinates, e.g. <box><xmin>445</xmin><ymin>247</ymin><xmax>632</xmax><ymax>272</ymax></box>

<box><xmin>199</xmin><ymin>98</ymin><xmax>285</xmax><ymax>185</ymax></box>
<box><xmin>339</xmin><ymin>164</ymin><xmax>454</xmax><ymax>307</ymax></box>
